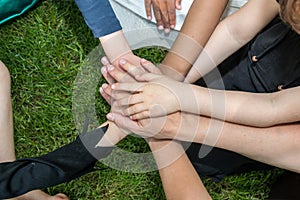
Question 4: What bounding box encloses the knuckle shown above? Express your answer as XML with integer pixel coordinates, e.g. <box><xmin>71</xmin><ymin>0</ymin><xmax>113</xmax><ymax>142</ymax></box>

<box><xmin>142</xmin><ymin>111</ymin><xmax>148</xmax><ymax>118</ymax></box>
<box><xmin>169</xmin><ymin>9</ymin><xmax>175</xmax><ymax>16</ymax></box>
<box><xmin>131</xmin><ymin>106</ymin><xmax>138</xmax><ymax>113</ymax></box>
<box><xmin>125</xmin><ymin>108</ymin><xmax>130</xmax><ymax>116</ymax></box>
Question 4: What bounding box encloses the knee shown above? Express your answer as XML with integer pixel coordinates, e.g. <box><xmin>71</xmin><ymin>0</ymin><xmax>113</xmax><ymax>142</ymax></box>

<box><xmin>0</xmin><ymin>61</ymin><xmax>11</xmax><ymax>82</ymax></box>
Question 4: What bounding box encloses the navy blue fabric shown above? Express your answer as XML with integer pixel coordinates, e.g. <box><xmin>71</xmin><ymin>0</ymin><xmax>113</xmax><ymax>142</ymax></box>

<box><xmin>75</xmin><ymin>0</ymin><xmax>121</xmax><ymax>38</ymax></box>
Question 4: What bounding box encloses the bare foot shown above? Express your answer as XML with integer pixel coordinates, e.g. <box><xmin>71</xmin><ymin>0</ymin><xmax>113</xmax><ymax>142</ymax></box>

<box><xmin>8</xmin><ymin>190</ymin><xmax>69</xmax><ymax>200</ymax></box>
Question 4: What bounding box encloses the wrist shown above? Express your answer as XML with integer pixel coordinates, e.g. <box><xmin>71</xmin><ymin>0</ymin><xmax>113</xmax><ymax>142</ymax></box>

<box><xmin>159</xmin><ymin>62</ymin><xmax>186</xmax><ymax>81</ymax></box>
<box><xmin>174</xmin><ymin>82</ymin><xmax>198</xmax><ymax>114</ymax></box>
<box><xmin>96</xmin><ymin>122</ymin><xmax>127</xmax><ymax>147</ymax></box>
<box><xmin>99</xmin><ymin>30</ymin><xmax>132</xmax><ymax>64</ymax></box>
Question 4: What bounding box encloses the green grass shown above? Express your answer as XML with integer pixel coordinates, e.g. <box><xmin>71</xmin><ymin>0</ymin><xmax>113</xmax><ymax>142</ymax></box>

<box><xmin>0</xmin><ymin>0</ymin><xmax>283</xmax><ymax>199</ymax></box>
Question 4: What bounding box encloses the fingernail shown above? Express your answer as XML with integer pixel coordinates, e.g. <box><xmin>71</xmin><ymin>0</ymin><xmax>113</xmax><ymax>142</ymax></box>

<box><xmin>107</xmin><ymin>113</ymin><xmax>114</xmax><ymax>121</ymax></box>
<box><xmin>108</xmin><ymin>65</ymin><xmax>114</xmax><ymax>71</ymax></box>
<box><xmin>141</xmin><ymin>58</ymin><xmax>147</xmax><ymax>63</ymax></box>
<box><xmin>101</xmin><ymin>57</ymin><xmax>109</xmax><ymax>65</ymax></box>
<box><xmin>170</xmin><ymin>25</ymin><xmax>175</xmax><ymax>29</ymax></box>
<box><xmin>102</xmin><ymin>83</ymin><xmax>108</xmax><ymax>89</ymax></box>
<box><xmin>147</xmin><ymin>16</ymin><xmax>152</xmax><ymax>20</ymax></box>
<box><xmin>158</xmin><ymin>25</ymin><xmax>164</xmax><ymax>30</ymax></box>
<box><xmin>164</xmin><ymin>28</ymin><xmax>170</xmax><ymax>34</ymax></box>
<box><xmin>101</xmin><ymin>67</ymin><xmax>107</xmax><ymax>74</ymax></box>
<box><xmin>111</xmin><ymin>84</ymin><xmax>116</xmax><ymax>89</ymax></box>
<box><xmin>119</xmin><ymin>59</ymin><xmax>126</xmax><ymax>65</ymax></box>
<box><xmin>100</xmin><ymin>87</ymin><xmax>104</xmax><ymax>93</ymax></box>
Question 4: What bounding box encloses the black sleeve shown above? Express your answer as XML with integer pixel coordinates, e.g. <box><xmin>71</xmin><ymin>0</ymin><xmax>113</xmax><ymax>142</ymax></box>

<box><xmin>0</xmin><ymin>125</ymin><xmax>113</xmax><ymax>199</ymax></box>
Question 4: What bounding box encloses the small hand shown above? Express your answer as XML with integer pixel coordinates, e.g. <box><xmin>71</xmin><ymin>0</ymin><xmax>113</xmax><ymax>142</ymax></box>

<box><xmin>144</xmin><ymin>0</ymin><xmax>182</xmax><ymax>33</ymax></box>
<box><xmin>102</xmin><ymin>59</ymin><xmax>189</xmax><ymax>120</ymax></box>
<box><xmin>110</xmin><ymin>70</ymin><xmax>189</xmax><ymax>119</ymax></box>
<box><xmin>100</xmin><ymin>57</ymin><xmax>163</xmax><ymax>105</ymax></box>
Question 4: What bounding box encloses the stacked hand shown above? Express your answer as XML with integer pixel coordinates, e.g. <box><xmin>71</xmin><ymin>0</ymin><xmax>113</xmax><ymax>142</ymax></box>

<box><xmin>100</xmin><ymin>57</ymin><xmax>198</xmax><ymax>141</ymax></box>
<box><xmin>103</xmin><ymin>58</ymin><xmax>192</xmax><ymax>119</ymax></box>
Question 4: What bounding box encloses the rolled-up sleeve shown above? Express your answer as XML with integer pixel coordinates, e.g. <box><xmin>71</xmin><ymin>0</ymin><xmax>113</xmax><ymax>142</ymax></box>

<box><xmin>75</xmin><ymin>0</ymin><xmax>122</xmax><ymax>38</ymax></box>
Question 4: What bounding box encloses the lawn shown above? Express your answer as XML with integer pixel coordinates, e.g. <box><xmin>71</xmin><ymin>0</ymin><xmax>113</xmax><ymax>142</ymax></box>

<box><xmin>0</xmin><ymin>0</ymin><xmax>283</xmax><ymax>199</ymax></box>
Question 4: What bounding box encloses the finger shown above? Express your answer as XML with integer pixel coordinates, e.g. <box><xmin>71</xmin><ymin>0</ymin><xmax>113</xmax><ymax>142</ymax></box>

<box><xmin>101</xmin><ymin>83</ymin><xmax>129</xmax><ymax>100</ymax></box>
<box><xmin>119</xmin><ymin>59</ymin><xmax>146</xmax><ymax>78</ymax></box>
<box><xmin>101</xmin><ymin>56</ymin><xmax>111</xmax><ymax>66</ymax></box>
<box><xmin>152</xmin><ymin>1</ymin><xmax>164</xmax><ymax>30</ymax></box>
<box><xmin>111</xmin><ymin>91</ymin><xmax>132</xmax><ymax>100</ymax></box>
<box><xmin>111</xmin><ymin>82</ymin><xmax>144</xmax><ymax>92</ymax></box>
<box><xmin>131</xmin><ymin>111</ymin><xmax>151</xmax><ymax>120</ymax></box>
<box><xmin>167</xmin><ymin>1</ymin><xmax>176</xmax><ymax>29</ymax></box>
<box><xmin>175</xmin><ymin>0</ymin><xmax>182</xmax><ymax>10</ymax></box>
<box><xmin>111</xmin><ymin>101</ymin><xmax>127</xmax><ymax>115</ymax></box>
<box><xmin>117</xmin><ymin>94</ymin><xmax>143</xmax><ymax>107</ymax></box>
<box><xmin>101</xmin><ymin>66</ymin><xmax>116</xmax><ymax>84</ymax></box>
<box><xmin>107</xmin><ymin>65</ymin><xmax>135</xmax><ymax>83</ymax></box>
<box><xmin>124</xmin><ymin>103</ymin><xmax>148</xmax><ymax>116</ymax></box>
<box><xmin>160</xmin><ymin>1</ymin><xmax>170</xmax><ymax>31</ymax></box>
<box><xmin>99</xmin><ymin>85</ymin><xmax>113</xmax><ymax>105</ymax></box>
<box><xmin>134</xmin><ymin>72</ymin><xmax>159</xmax><ymax>82</ymax></box>
<box><xmin>101</xmin><ymin>83</ymin><xmax>113</xmax><ymax>98</ymax></box>
<box><xmin>140</xmin><ymin>59</ymin><xmax>162</xmax><ymax>75</ymax></box>
<box><xmin>144</xmin><ymin>0</ymin><xmax>152</xmax><ymax>20</ymax></box>
<box><xmin>106</xmin><ymin>113</ymin><xmax>140</xmax><ymax>132</ymax></box>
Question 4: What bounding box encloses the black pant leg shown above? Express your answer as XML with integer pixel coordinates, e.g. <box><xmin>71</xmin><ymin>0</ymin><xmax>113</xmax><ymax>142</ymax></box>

<box><xmin>0</xmin><ymin>125</ymin><xmax>113</xmax><ymax>199</ymax></box>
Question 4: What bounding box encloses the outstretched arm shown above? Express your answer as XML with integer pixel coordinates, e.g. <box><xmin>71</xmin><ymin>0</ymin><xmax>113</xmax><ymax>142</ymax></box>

<box><xmin>188</xmin><ymin>85</ymin><xmax>300</xmax><ymax>127</ymax></box>
<box><xmin>109</xmin><ymin>59</ymin><xmax>300</xmax><ymax>127</ymax></box>
<box><xmin>103</xmin><ymin>60</ymin><xmax>300</xmax><ymax>173</ymax></box>
<box><xmin>101</xmin><ymin>59</ymin><xmax>300</xmax><ymax>177</ymax></box>
<box><xmin>75</xmin><ymin>0</ymin><xmax>142</xmax><ymax>68</ymax></box>
<box><xmin>185</xmin><ymin>0</ymin><xmax>279</xmax><ymax>83</ymax></box>
<box><xmin>160</xmin><ymin>0</ymin><xmax>228</xmax><ymax>81</ymax></box>
<box><xmin>107</xmin><ymin>107</ymin><xmax>300</xmax><ymax>173</ymax></box>
<box><xmin>148</xmin><ymin>139</ymin><xmax>211</xmax><ymax>200</ymax></box>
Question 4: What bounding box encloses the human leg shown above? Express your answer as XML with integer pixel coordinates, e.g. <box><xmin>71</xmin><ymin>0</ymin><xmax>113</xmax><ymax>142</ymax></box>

<box><xmin>0</xmin><ymin>61</ymin><xmax>68</xmax><ymax>200</ymax></box>
<box><xmin>0</xmin><ymin>61</ymin><xmax>14</xmax><ymax>162</ymax></box>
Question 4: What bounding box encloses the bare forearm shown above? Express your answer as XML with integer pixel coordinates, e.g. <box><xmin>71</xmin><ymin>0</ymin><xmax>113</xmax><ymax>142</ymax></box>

<box><xmin>185</xmin><ymin>0</ymin><xmax>279</xmax><ymax>83</ymax></box>
<box><xmin>99</xmin><ymin>30</ymin><xmax>132</xmax><ymax>65</ymax></box>
<box><xmin>160</xmin><ymin>0</ymin><xmax>228</xmax><ymax>80</ymax></box>
<box><xmin>148</xmin><ymin>140</ymin><xmax>211</xmax><ymax>200</ymax></box>
<box><xmin>182</xmin><ymin>86</ymin><xmax>300</xmax><ymax>127</ymax></box>
<box><xmin>177</xmin><ymin>114</ymin><xmax>300</xmax><ymax>173</ymax></box>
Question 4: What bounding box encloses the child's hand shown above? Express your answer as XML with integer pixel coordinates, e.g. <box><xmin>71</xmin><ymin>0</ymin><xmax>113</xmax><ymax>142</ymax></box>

<box><xmin>112</xmin><ymin>76</ymin><xmax>180</xmax><ymax>119</ymax></box>
<box><xmin>110</xmin><ymin>70</ymin><xmax>191</xmax><ymax>120</ymax></box>
<box><xmin>144</xmin><ymin>0</ymin><xmax>182</xmax><ymax>33</ymax></box>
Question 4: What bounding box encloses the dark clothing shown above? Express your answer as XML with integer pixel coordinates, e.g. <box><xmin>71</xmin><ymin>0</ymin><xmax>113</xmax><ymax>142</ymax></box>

<box><xmin>269</xmin><ymin>171</ymin><xmax>300</xmax><ymax>200</ymax></box>
<box><xmin>0</xmin><ymin>125</ymin><xmax>113</xmax><ymax>199</ymax></box>
<box><xmin>74</xmin><ymin>0</ymin><xmax>122</xmax><ymax>38</ymax></box>
<box><xmin>185</xmin><ymin>17</ymin><xmax>300</xmax><ymax>181</ymax></box>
